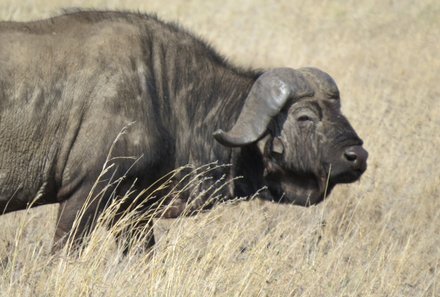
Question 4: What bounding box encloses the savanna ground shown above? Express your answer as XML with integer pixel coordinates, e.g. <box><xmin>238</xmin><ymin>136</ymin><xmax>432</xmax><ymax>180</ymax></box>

<box><xmin>0</xmin><ymin>0</ymin><xmax>439</xmax><ymax>296</ymax></box>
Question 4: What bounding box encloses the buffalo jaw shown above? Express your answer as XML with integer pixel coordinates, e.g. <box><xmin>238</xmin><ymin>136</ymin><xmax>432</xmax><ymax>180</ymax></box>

<box><xmin>262</xmin><ymin>160</ymin><xmax>332</xmax><ymax>206</ymax></box>
<box><xmin>261</xmin><ymin>149</ymin><xmax>367</xmax><ymax>206</ymax></box>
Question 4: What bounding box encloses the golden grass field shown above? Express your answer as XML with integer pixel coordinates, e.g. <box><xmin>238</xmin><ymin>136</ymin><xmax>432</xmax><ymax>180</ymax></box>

<box><xmin>0</xmin><ymin>0</ymin><xmax>439</xmax><ymax>296</ymax></box>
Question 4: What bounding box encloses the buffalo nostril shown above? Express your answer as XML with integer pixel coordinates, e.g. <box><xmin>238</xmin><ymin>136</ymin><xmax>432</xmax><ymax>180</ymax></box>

<box><xmin>344</xmin><ymin>151</ymin><xmax>358</xmax><ymax>162</ymax></box>
<box><xmin>344</xmin><ymin>146</ymin><xmax>368</xmax><ymax>172</ymax></box>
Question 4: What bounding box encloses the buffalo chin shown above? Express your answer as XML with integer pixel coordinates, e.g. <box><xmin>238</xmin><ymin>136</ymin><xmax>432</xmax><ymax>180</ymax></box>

<box><xmin>329</xmin><ymin>169</ymin><xmax>364</xmax><ymax>184</ymax></box>
<box><xmin>265</xmin><ymin>172</ymin><xmax>334</xmax><ymax>206</ymax></box>
<box><xmin>264</xmin><ymin>166</ymin><xmax>366</xmax><ymax>206</ymax></box>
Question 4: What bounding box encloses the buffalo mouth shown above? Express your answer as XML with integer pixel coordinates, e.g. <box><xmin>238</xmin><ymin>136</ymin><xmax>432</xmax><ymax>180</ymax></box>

<box><xmin>263</xmin><ymin>162</ymin><xmax>366</xmax><ymax>206</ymax></box>
<box><xmin>330</xmin><ymin>168</ymin><xmax>365</xmax><ymax>184</ymax></box>
<box><xmin>264</xmin><ymin>171</ymin><xmax>332</xmax><ymax>206</ymax></box>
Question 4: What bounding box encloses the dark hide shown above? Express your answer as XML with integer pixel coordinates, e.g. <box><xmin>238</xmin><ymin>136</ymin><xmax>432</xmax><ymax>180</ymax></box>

<box><xmin>0</xmin><ymin>11</ymin><xmax>367</xmax><ymax>253</ymax></box>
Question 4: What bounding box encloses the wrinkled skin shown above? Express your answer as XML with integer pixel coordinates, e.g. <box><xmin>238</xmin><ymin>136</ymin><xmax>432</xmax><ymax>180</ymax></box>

<box><xmin>260</xmin><ymin>96</ymin><xmax>367</xmax><ymax>206</ymax></box>
<box><xmin>0</xmin><ymin>11</ymin><xmax>367</xmax><ymax>253</ymax></box>
<box><xmin>256</xmin><ymin>69</ymin><xmax>368</xmax><ymax>206</ymax></box>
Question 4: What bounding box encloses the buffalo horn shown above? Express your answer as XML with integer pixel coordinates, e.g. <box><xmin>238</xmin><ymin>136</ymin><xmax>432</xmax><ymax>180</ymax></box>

<box><xmin>213</xmin><ymin>68</ymin><xmax>314</xmax><ymax>147</ymax></box>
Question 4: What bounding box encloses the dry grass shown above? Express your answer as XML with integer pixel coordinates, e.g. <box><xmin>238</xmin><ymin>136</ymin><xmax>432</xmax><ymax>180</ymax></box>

<box><xmin>0</xmin><ymin>0</ymin><xmax>439</xmax><ymax>296</ymax></box>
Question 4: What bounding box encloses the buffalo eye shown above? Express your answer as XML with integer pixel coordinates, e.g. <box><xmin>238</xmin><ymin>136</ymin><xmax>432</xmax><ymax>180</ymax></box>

<box><xmin>296</xmin><ymin>114</ymin><xmax>314</xmax><ymax>125</ymax></box>
<box><xmin>293</xmin><ymin>105</ymin><xmax>319</xmax><ymax>125</ymax></box>
<box><xmin>297</xmin><ymin>115</ymin><xmax>312</xmax><ymax>122</ymax></box>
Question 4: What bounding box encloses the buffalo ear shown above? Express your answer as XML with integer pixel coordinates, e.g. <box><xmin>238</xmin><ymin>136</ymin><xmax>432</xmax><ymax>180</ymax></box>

<box><xmin>213</xmin><ymin>68</ymin><xmax>313</xmax><ymax>147</ymax></box>
<box><xmin>272</xmin><ymin>137</ymin><xmax>285</xmax><ymax>155</ymax></box>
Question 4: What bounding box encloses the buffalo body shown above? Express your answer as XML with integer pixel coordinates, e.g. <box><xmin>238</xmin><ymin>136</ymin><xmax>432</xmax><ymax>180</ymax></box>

<box><xmin>0</xmin><ymin>11</ymin><xmax>368</xmax><ymax>252</ymax></box>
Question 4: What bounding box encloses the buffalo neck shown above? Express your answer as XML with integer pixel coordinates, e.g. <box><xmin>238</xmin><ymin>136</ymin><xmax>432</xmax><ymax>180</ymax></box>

<box><xmin>140</xmin><ymin>23</ymin><xmax>262</xmax><ymax>199</ymax></box>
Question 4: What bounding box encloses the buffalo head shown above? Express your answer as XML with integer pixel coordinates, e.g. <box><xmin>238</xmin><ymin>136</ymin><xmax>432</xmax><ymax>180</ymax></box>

<box><xmin>214</xmin><ymin>67</ymin><xmax>368</xmax><ymax>206</ymax></box>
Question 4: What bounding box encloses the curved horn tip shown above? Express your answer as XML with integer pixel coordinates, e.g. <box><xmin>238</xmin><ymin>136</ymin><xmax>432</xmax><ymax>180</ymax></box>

<box><xmin>298</xmin><ymin>67</ymin><xmax>339</xmax><ymax>98</ymax></box>
<box><xmin>213</xmin><ymin>129</ymin><xmax>230</xmax><ymax>146</ymax></box>
<box><xmin>213</xmin><ymin>129</ymin><xmax>256</xmax><ymax>147</ymax></box>
<box><xmin>298</xmin><ymin>67</ymin><xmax>334</xmax><ymax>83</ymax></box>
<box><xmin>212</xmin><ymin>129</ymin><xmax>224</xmax><ymax>139</ymax></box>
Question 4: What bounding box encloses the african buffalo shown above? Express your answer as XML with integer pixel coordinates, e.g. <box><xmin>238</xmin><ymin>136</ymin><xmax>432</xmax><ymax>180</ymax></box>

<box><xmin>0</xmin><ymin>10</ymin><xmax>367</xmax><ymax>253</ymax></box>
